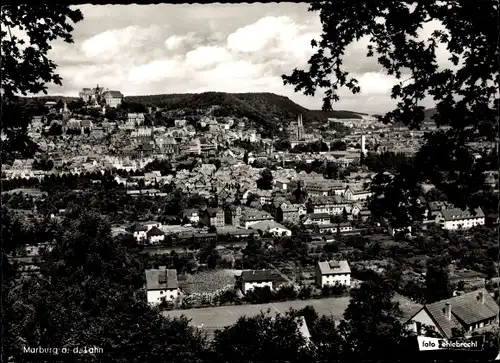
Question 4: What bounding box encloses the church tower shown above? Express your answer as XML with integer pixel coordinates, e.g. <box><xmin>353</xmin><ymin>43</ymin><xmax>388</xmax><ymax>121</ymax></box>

<box><xmin>297</xmin><ymin>114</ymin><xmax>304</xmax><ymax>141</ymax></box>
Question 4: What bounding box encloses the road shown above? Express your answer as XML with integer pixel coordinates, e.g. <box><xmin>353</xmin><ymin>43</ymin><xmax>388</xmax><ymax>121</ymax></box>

<box><xmin>163</xmin><ymin>294</ymin><xmax>422</xmax><ymax>328</ymax></box>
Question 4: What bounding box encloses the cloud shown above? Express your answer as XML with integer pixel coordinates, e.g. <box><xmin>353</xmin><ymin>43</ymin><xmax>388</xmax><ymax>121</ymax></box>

<box><xmin>227</xmin><ymin>16</ymin><xmax>303</xmax><ymax>53</ymax></box>
<box><xmin>185</xmin><ymin>46</ymin><xmax>232</xmax><ymax>70</ymax></box>
<box><xmin>128</xmin><ymin>59</ymin><xmax>185</xmax><ymax>84</ymax></box>
<box><xmin>40</xmin><ymin>4</ymin><xmax>452</xmax><ymax>114</ymax></box>
<box><xmin>356</xmin><ymin>72</ymin><xmax>398</xmax><ymax>96</ymax></box>
<box><xmin>81</xmin><ymin>25</ymin><xmax>163</xmax><ymax>61</ymax></box>
<box><xmin>165</xmin><ymin>34</ymin><xmax>189</xmax><ymax>50</ymax></box>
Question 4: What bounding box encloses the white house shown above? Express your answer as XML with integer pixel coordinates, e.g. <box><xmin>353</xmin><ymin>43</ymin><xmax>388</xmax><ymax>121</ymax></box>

<box><xmin>146</xmin><ymin>226</ymin><xmax>165</xmax><ymax>244</ymax></box>
<box><xmin>344</xmin><ymin>186</ymin><xmax>372</xmax><ymax>201</ymax></box>
<box><xmin>316</xmin><ymin>260</ymin><xmax>351</xmax><ymax>288</ymax></box>
<box><xmin>181</xmin><ymin>209</ymin><xmax>200</xmax><ymax>224</ymax></box>
<box><xmin>142</xmin><ymin>221</ymin><xmax>162</xmax><ymax>230</ymax></box>
<box><xmin>435</xmin><ymin>207</ymin><xmax>485</xmax><ymax>230</ymax></box>
<box><xmin>145</xmin><ymin>267</ymin><xmax>179</xmax><ymax>305</ymax></box>
<box><xmin>133</xmin><ymin>221</ymin><xmax>163</xmax><ymax>242</ymax></box>
<box><xmin>240</xmin><ymin>210</ymin><xmax>275</xmax><ymax>229</ymax></box>
<box><xmin>133</xmin><ymin>224</ymin><xmax>148</xmax><ymax>242</ymax></box>
<box><xmin>405</xmin><ymin>289</ymin><xmax>499</xmax><ymax>339</ymax></box>
<box><xmin>240</xmin><ymin>270</ymin><xmax>274</xmax><ymax>294</ymax></box>
<box><xmin>275</xmin><ymin>179</ymin><xmax>289</xmax><ymax>191</ymax></box>
<box><xmin>303</xmin><ymin>213</ymin><xmax>331</xmax><ymax>225</ymax></box>
<box><xmin>248</xmin><ymin>220</ymin><xmax>292</xmax><ymax>237</ymax></box>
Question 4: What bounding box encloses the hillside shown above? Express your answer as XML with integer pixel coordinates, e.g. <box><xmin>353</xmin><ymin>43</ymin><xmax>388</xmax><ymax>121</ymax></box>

<box><xmin>125</xmin><ymin>92</ymin><xmax>363</xmax><ymax>131</ymax></box>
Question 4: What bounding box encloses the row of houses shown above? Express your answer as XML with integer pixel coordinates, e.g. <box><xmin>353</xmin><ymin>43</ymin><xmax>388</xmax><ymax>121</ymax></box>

<box><xmin>146</xmin><ymin>266</ymin><xmax>499</xmax><ymax>342</ymax></box>
<box><xmin>146</xmin><ymin>259</ymin><xmax>352</xmax><ymax>304</ymax></box>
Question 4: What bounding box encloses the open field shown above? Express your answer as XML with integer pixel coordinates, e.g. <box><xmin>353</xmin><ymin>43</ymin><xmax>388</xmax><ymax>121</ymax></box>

<box><xmin>163</xmin><ymin>293</ymin><xmax>422</xmax><ymax>328</ymax></box>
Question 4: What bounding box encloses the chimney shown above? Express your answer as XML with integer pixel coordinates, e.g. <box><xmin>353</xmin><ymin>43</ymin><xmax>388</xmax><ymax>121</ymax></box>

<box><xmin>159</xmin><ymin>266</ymin><xmax>166</xmax><ymax>272</ymax></box>
<box><xmin>479</xmin><ymin>291</ymin><xmax>485</xmax><ymax>304</ymax></box>
<box><xmin>445</xmin><ymin>302</ymin><xmax>452</xmax><ymax>320</ymax></box>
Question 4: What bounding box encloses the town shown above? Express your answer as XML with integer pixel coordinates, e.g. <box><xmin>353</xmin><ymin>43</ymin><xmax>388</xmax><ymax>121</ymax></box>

<box><xmin>2</xmin><ymin>3</ymin><xmax>498</xmax><ymax>362</ymax></box>
<box><xmin>4</xmin><ymin>83</ymin><xmax>499</xmax><ymax>343</ymax></box>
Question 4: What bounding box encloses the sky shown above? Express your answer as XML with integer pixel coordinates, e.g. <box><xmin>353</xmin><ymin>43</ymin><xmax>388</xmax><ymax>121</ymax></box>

<box><xmin>27</xmin><ymin>4</ymin><xmax>452</xmax><ymax>114</ymax></box>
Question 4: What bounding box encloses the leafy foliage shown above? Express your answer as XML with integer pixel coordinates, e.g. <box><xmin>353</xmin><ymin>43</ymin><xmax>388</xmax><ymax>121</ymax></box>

<box><xmin>283</xmin><ymin>0</ymin><xmax>499</xmax><ymax>223</ymax></box>
<box><xmin>212</xmin><ymin>310</ymin><xmax>311</xmax><ymax>362</ymax></box>
<box><xmin>5</xmin><ymin>207</ymin><xmax>207</xmax><ymax>362</ymax></box>
<box><xmin>1</xmin><ymin>5</ymin><xmax>83</xmax><ymax>97</ymax></box>
<box><xmin>425</xmin><ymin>256</ymin><xmax>452</xmax><ymax>303</ymax></box>
<box><xmin>339</xmin><ymin>275</ymin><xmax>415</xmax><ymax>360</ymax></box>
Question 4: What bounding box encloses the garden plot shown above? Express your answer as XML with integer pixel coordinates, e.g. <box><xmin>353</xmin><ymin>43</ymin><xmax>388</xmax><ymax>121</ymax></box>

<box><xmin>179</xmin><ymin>269</ymin><xmax>239</xmax><ymax>295</ymax></box>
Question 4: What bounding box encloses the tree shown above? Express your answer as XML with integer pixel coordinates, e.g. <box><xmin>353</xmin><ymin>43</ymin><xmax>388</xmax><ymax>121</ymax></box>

<box><xmin>257</xmin><ymin>168</ymin><xmax>273</xmax><ymax>190</ymax></box>
<box><xmin>330</xmin><ymin>140</ymin><xmax>347</xmax><ymax>151</ymax></box>
<box><xmin>274</xmin><ymin>139</ymin><xmax>291</xmax><ymax>151</ymax></box>
<box><xmin>6</xmin><ymin>207</ymin><xmax>208</xmax><ymax>362</ymax></box>
<box><xmin>1</xmin><ymin>6</ymin><xmax>83</xmax><ymax>98</ymax></box>
<box><xmin>293</xmin><ymin>180</ymin><xmax>308</xmax><ymax>204</ymax></box>
<box><xmin>105</xmin><ymin>108</ymin><xmax>118</xmax><ymax>121</ymax></box>
<box><xmin>338</xmin><ymin>276</ymin><xmax>415</xmax><ymax>360</ymax></box>
<box><xmin>212</xmin><ymin>310</ymin><xmax>311</xmax><ymax>362</ymax></box>
<box><xmin>283</xmin><ymin>1</ymin><xmax>498</xmax><ymax>223</ymax></box>
<box><xmin>1</xmin><ymin>6</ymin><xmax>83</xmax><ymax>160</ymax></box>
<box><xmin>425</xmin><ymin>256</ymin><xmax>452</xmax><ymax>303</ymax></box>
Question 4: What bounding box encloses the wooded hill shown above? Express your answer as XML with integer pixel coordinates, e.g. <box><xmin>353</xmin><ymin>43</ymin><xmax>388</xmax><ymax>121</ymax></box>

<box><xmin>125</xmin><ymin>92</ymin><xmax>363</xmax><ymax>131</ymax></box>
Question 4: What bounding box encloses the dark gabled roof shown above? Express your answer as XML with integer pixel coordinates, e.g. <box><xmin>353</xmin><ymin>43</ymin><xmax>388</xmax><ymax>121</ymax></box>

<box><xmin>241</xmin><ymin>269</ymin><xmax>275</xmax><ymax>283</ymax></box>
<box><xmin>441</xmin><ymin>207</ymin><xmax>485</xmax><ymax>221</ymax></box>
<box><xmin>309</xmin><ymin>195</ymin><xmax>343</xmax><ymax>205</ymax></box>
<box><xmin>104</xmin><ymin>90</ymin><xmax>123</xmax><ymax>98</ymax></box>
<box><xmin>193</xmin><ymin>232</ymin><xmax>217</xmax><ymax>239</ymax></box>
<box><xmin>428</xmin><ymin>201</ymin><xmax>448</xmax><ymax>211</ymax></box>
<box><xmin>145</xmin><ymin>268</ymin><xmax>178</xmax><ymax>290</ymax></box>
<box><xmin>147</xmin><ymin>226</ymin><xmax>164</xmax><ymax>237</ymax></box>
<box><xmin>418</xmin><ymin>289</ymin><xmax>499</xmax><ymax>339</ymax></box>
<box><xmin>134</xmin><ymin>223</ymin><xmax>148</xmax><ymax>232</ymax></box>
<box><xmin>309</xmin><ymin>213</ymin><xmax>330</xmax><ymax>219</ymax></box>
<box><xmin>207</xmin><ymin>208</ymin><xmax>223</xmax><ymax>217</ymax></box>
<box><xmin>317</xmin><ymin>260</ymin><xmax>351</xmax><ymax>275</ymax></box>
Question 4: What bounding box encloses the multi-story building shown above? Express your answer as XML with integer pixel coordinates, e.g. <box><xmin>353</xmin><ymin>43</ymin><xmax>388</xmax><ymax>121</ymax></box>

<box><xmin>225</xmin><ymin>205</ymin><xmax>242</xmax><ymax>226</ymax></box>
<box><xmin>307</xmin><ymin>195</ymin><xmax>351</xmax><ymax>216</ymax></box>
<box><xmin>102</xmin><ymin>90</ymin><xmax>123</xmax><ymax>108</ymax></box>
<box><xmin>240</xmin><ymin>209</ymin><xmax>274</xmax><ymax>229</ymax></box>
<box><xmin>207</xmin><ymin>208</ymin><xmax>225</xmax><ymax>228</ymax></box>
<box><xmin>303</xmin><ymin>213</ymin><xmax>331</xmax><ymax>225</ymax></box>
<box><xmin>344</xmin><ymin>186</ymin><xmax>372</xmax><ymax>201</ymax></box>
<box><xmin>304</xmin><ymin>183</ymin><xmax>331</xmax><ymax>197</ymax></box>
<box><xmin>145</xmin><ymin>267</ymin><xmax>179</xmax><ymax>305</ymax></box>
<box><xmin>315</xmin><ymin>260</ymin><xmax>351</xmax><ymax>288</ymax></box>
<box><xmin>277</xmin><ymin>202</ymin><xmax>299</xmax><ymax>224</ymax></box>
<box><xmin>128</xmin><ymin>113</ymin><xmax>145</xmax><ymax>125</ymax></box>
<box><xmin>435</xmin><ymin>207</ymin><xmax>485</xmax><ymax>230</ymax></box>
<box><xmin>156</xmin><ymin>136</ymin><xmax>178</xmax><ymax>159</ymax></box>
<box><xmin>79</xmin><ymin>85</ymin><xmax>103</xmax><ymax>104</ymax></box>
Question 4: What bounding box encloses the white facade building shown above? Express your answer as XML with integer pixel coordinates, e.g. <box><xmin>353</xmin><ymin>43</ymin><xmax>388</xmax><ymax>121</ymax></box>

<box><xmin>436</xmin><ymin>207</ymin><xmax>485</xmax><ymax>230</ymax></box>
<box><xmin>145</xmin><ymin>267</ymin><xmax>179</xmax><ymax>305</ymax></box>
<box><xmin>146</xmin><ymin>226</ymin><xmax>165</xmax><ymax>244</ymax></box>
<box><xmin>248</xmin><ymin>220</ymin><xmax>292</xmax><ymax>237</ymax></box>
<box><xmin>240</xmin><ymin>270</ymin><xmax>274</xmax><ymax>294</ymax></box>
<box><xmin>316</xmin><ymin>260</ymin><xmax>351</xmax><ymax>288</ymax></box>
<box><xmin>344</xmin><ymin>186</ymin><xmax>372</xmax><ymax>201</ymax></box>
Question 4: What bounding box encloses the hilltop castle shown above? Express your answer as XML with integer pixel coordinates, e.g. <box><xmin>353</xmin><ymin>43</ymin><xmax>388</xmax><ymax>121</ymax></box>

<box><xmin>79</xmin><ymin>85</ymin><xmax>124</xmax><ymax>108</ymax></box>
